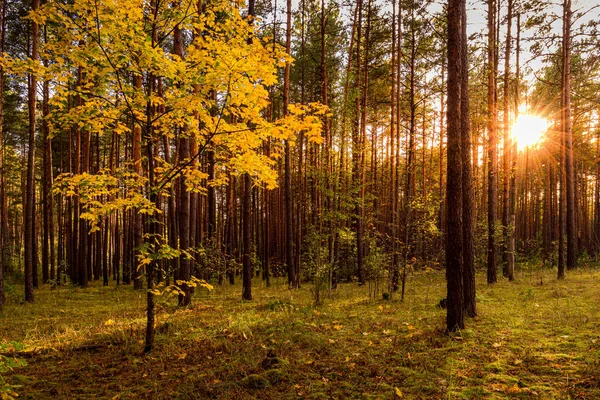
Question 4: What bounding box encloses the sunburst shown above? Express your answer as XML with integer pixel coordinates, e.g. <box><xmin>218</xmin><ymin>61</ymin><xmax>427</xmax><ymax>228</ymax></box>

<box><xmin>512</xmin><ymin>114</ymin><xmax>549</xmax><ymax>151</ymax></box>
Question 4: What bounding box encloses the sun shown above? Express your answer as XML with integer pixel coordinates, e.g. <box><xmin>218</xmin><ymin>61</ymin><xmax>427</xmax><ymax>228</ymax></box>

<box><xmin>512</xmin><ymin>114</ymin><xmax>549</xmax><ymax>151</ymax></box>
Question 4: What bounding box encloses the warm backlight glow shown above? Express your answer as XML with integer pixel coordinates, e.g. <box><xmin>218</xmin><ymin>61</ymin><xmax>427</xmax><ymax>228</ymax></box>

<box><xmin>512</xmin><ymin>114</ymin><xmax>549</xmax><ymax>151</ymax></box>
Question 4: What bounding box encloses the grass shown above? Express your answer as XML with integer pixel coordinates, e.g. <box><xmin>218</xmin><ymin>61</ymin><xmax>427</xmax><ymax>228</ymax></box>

<box><xmin>2</xmin><ymin>266</ymin><xmax>600</xmax><ymax>399</ymax></box>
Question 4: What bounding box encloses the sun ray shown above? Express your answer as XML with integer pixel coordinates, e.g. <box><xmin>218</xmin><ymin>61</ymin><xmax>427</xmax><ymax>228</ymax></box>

<box><xmin>512</xmin><ymin>114</ymin><xmax>549</xmax><ymax>151</ymax></box>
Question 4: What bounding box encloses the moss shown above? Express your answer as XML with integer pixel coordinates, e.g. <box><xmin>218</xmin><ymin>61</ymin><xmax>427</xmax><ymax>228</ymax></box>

<box><xmin>240</xmin><ymin>374</ymin><xmax>270</xmax><ymax>389</ymax></box>
<box><xmin>8</xmin><ymin>375</ymin><xmax>35</xmax><ymax>385</ymax></box>
<box><xmin>264</xmin><ymin>368</ymin><xmax>287</xmax><ymax>384</ymax></box>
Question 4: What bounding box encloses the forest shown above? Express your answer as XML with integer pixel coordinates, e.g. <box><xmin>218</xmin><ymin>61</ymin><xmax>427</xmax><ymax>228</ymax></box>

<box><xmin>1</xmin><ymin>0</ymin><xmax>600</xmax><ymax>398</ymax></box>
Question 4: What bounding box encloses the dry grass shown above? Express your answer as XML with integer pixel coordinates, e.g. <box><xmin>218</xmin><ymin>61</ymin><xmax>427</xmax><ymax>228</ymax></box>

<box><xmin>2</xmin><ymin>266</ymin><xmax>600</xmax><ymax>399</ymax></box>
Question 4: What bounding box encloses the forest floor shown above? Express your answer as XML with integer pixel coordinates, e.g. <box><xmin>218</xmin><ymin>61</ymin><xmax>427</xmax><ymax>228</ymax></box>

<box><xmin>2</xmin><ymin>265</ymin><xmax>600</xmax><ymax>399</ymax></box>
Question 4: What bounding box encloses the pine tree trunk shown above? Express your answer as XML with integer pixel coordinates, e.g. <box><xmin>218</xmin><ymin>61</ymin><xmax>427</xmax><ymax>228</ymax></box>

<box><xmin>486</xmin><ymin>0</ymin><xmax>498</xmax><ymax>284</ymax></box>
<box><xmin>563</xmin><ymin>0</ymin><xmax>576</xmax><ymax>271</ymax></box>
<box><xmin>284</xmin><ymin>0</ymin><xmax>296</xmax><ymax>288</ymax></box>
<box><xmin>502</xmin><ymin>0</ymin><xmax>513</xmax><ymax>278</ymax></box>
<box><xmin>24</xmin><ymin>0</ymin><xmax>40</xmax><ymax>302</ymax></box>
<box><xmin>461</xmin><ymin>0</ymin><xmax>476</xmax><ymax>316</ymax></box>
<box><xmin>446</xmin><ymin>0</ymin><xmax>465</xmax><ymax>332</ymax></box>
<box><xmin>353</xmin><ymin>0</ymin><xmax>364</xmax><ymax>285</ymax></box>
<box><xmin>0</xmin><ymin>0</ymin><xmax>5</xmax><ymax>307</ymax></box>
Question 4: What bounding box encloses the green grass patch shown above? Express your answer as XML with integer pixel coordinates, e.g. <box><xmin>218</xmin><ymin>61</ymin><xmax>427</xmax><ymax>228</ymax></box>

<box><xmin>2</xmin><ymin>267</ymin><xmax>600</xmax><ymax>398</ymax></box>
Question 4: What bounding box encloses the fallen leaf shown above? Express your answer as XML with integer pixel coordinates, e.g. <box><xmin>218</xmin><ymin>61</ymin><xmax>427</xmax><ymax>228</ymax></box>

<box><xmin>508</xmin><ymin>384</ymin><xmax>521</xmax><ymax>394</ymax></box>
<box><xmin>491</xmin><ymin>383</ymin><xmax>507</xmax><ymax>392</ymax></box>
<box><xmin>395</xmin><ymin>387</ymin><xmax>403</xmax><ymax>398</ymax></box>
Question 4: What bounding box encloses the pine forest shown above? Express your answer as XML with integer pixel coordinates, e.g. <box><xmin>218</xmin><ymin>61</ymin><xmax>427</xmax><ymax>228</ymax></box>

<box><xmin>1</xmin><ymin>0</ymin><xmax>600</xmax><ymax>398</ymax></box>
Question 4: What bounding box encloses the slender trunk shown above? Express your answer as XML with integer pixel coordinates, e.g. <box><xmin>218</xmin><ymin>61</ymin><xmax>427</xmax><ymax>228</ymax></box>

<box><xmin>389</xmin><ymin>0</ymin><xmax>398</xmax><ymax>293</ymax></box>
<box><xmin>133</xmin><ymin>74</ymin><xmax>143</xmax><ymax>290</ymax></box>
<box><xmin>242</xmin><ymin>173</ymin><xmax>253</xmax><ymax>300</ymax></box>
<box><xmin>284</xmin><ymin>0</ymin><xmax>296</xmax><ymax>288</ymax></box>
<box><xmin>402</xmin><ymin>3</ymin><xmax>416</xmax><ymax>300</ymax></box>
<box><xmin>508</xmin><ymin>12</ymin><xmax>520</xmax><ymax>280</ymax></box>
<box><xmin>24</xmin><ymin>0</ymin><xmax>40</xmax><ymax>302</ymax></box>
<box><xmin>486</xmin><ymin>0</ymin><xmax>498</xmax><ymax>284</ymax></box>
<box><xmin>174</xmin><ymin>23</ymin><xmax>191</xmax><ymax>304</ymax></box>
<box><xmin>502</xmin><ymin>0</ymin><xmax>513</xmax><ymax>278</ymax></box>
<box><xmin>353</xmin><ymin>0</ymin><xmax>364</xmax><ymax>285</ymax></box>
<box><xmin>242</xmin><ymin>0</ymin><xmax>256</xmax><ymax>301</ymax></box>
<box><xmin>0</xmin><ymin>0</ymin><xmax>5</xmax><ymax>307</ymax></box>
<box><xmin>563</xmin><ymin>0</ymin><xmax>576</xmax><ymax>271</ymax></box>
<box><xmin>461</xmin><ymin>0</ymin><xmax>476</xmax><ymax>317</ymax></box>
<box><xmin>42</xmin><ymin>55</ymin><xmax>53</xmax><ymax>284</ymax></box>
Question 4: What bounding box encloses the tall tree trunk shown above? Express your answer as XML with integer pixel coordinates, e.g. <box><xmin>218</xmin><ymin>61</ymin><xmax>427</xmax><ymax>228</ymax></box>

<box><xmin>174</xmin><ymin>23</ymin><xmax>191</xmax><ymax>305</ymax></box>
<box><xmin>502</xmin><ymin>0</ymin><xmax>513</xmax><ymax>279</ymax></box>
<box><xmin>508</xmin><ymin>12</ymin><xmax>519</xmax><ymax>280</ymax></box>
<box><xmin>461</xmin><ymin>0</ymin><xmax>476</xmax><ymax>317</ymax></box>
<box><xmin>486</xmin><ymin>0</ymin><xmax>498</xmax><ymax>284</ymax></box>
<box><xmin>284</xmin><ymin>0</ymin><xmax>296</xmax><ymax>288</ymax></box>
<box><xmin>242</xmin><ymin>0</ymin><xmax>256</xmax><ymax>301</ymax></box>
<box><xmin>0</xmin><ymin>0</ymin><xmax>5</xmax><ymax>307</ymax></box>
<box><xmin>353</xmin><ymin>0</ymin><xmax>364</xmax><ymax>285</ymax></box>
<box><xmin>563</xmin><ymin>0</ymin><xmax>576</xmax><ymax>271</ymax></box>
<box><xmin>446</xmin><ymin>0</ymin><xmax>465</xmax><ymax>332</ymax></box>
<box><xmin>402</xmin><ymin>2</ymin><xmax>416</xmax><ymax>300</ymax></box>
<box><xmin>42</xmin><ymin>54</ymin><xmax>53</xmax><ymax>284</ymax></box>
<box><xmin>389</xmin><ymin>0</ymin><xmax>398</xmax><ymax>293</ymax></box>
<box><xmin>24</xmin><ymin>0</ymin><xmax>40</xmax><ymax>302</ymax></box>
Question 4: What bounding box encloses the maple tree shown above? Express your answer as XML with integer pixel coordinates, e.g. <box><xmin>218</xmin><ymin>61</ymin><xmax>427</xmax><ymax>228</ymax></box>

<box><xmin>2</xmin><ymin>0</ymin><xmax>325</xmax><ymax>350</ymax></box>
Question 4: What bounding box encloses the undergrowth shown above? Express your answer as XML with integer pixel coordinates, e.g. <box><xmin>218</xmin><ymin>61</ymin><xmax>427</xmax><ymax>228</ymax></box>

<box><xmin>1</xmin><ymin>266</ymin><xmax>600</xmax><ymax>399</ymax></box>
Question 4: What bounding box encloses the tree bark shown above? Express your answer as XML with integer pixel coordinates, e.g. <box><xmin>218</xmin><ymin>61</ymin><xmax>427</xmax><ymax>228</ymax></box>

<box><xmin>563</xmin><ymin>0</ymin><xmax>576</xmax><ymax>271</ymax></box>
<box><xmin>242</xmin><ymin>0</ymin><xmax>256</xmax><ymax>301</ymax></box>
<box><xmin>486</xmin><ymin>0</ymin><xmax>498</xmax><ymax>284</ymax></box>
<box><xmin>0</xmin><ymin>0</ymin><xmax>5</xmax><ymax>307</ymax></box>
<box><xmin>284</xmin><ymin>0</ymin><xmax>296</xmax><ymax>288</ymax></box>
<box><xmin>446</xmin><ymin>0</ymin><xmax>465</xmax><ymax>332</ymax></box>
<box><xmin>461</xmin><ymin>0</ymin><xmax>476</xmax><ymax>317</ymax></box>
<box><xmin>502</xmin><ymin>0</ymin><xmax>513</xmax><ymax>279</ymax></box>
<box><xmin>24</xmin><ymin>0</ymin><xmax>40</xmax><ymax>303</ymax></box>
